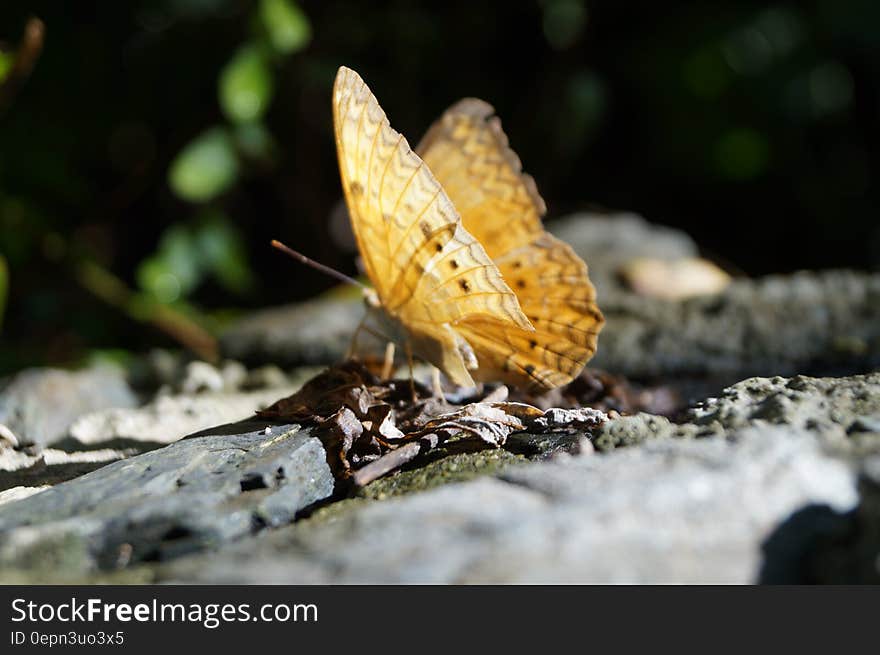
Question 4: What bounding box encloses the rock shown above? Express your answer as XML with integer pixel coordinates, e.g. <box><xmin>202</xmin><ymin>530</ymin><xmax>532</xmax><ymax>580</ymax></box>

<box><xmin>161</xmin><ymin>425</ymin><xmax>857</xmax><ymax>583</ymax></box>
<box><xmin>217</xmin><ymin>274</ymin><xmax>879</xmax><ymax>390</ymax></box>
<box><xmin>131</xmin><ymin>352</ymin><xmax>256</xmax><ymax>395</ymax></box>
<box><xmin>219</xmin><ymin>360</ymin><xmax>248</xmax><ymax>391</ymax></box>
<box><xmin>590</xmin><ymin>412</ymin><xmax>707</xmax><ymax>451</ymax></box>
<box><xmin>549</xmin><ymin>212</ymin><xmax>700</xmax><ymax>298</ymax></box>
<box><xmin>1</xmin><ymin>447</ymin><xmax>137</xmax><ymax>494</ymax></box>
<box><xmin>593</xmin><ymin>270</ymin><xmax>880</xmax><ymax>382</ymax></box>
<box><xmin>242</xmin><ymin>365</ymin><xmax>291</xmax><ymax>390</ymax></box>
<box><xmin>179</xmin><ymin>361</ymin><xmax>225</xmax><ymax>394</ymax></box>
<box><xmin>0</xmin><ymin>421</ymin><xmax>334</xmax><ymax>575</ymax></box>
<box><xmin>66</xmin><ymin>388</ymin><xmax>299</xmax><ymax>449</ymax></box>
<box><xmin>0</xmin><ymin>366</ymin><xmax>138</xmax><ymax>448</ymax></box>
<box><xmin>220</xmin><ymin>296</ymin><xmax>364</xmax><ymax>367</ymax></box>
<box><xmin>591</xmin><ymin>372</ymin><xmax>880</xmax><ymax>452</ymax></box>
<box><xmin>132</xmin><ymin>349</ymin><xmax>182</xmax><ymax>390</ymax></box>
<box><xmin>2</xmin><ymin>371</ymin><xmax>877</xmax><ymax>583</ymax></box>
<box><xmin>689</xmin><ymin>373</ymin><xmax>880</xmax><ymax>443</ymax></box>
<box><xmin>0</xmin><ymin>486</ymin><xmax>50</xmax><ymax>507</ymax></box>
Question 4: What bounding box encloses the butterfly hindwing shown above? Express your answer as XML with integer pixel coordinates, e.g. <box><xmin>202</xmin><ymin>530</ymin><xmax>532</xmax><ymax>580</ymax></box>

<box><xmin>417</xmin><ymin>98</ymin><xmax>545</xmax><ymax>258</ymax></box>
<box><xmin>456</xmin><ymin>234</ymin><xmax>603</xmax><ymax>391</ymax></box>
<box><xmin>418</xmin><ymin>98</ymin><xmax>605</xmax><ymax>390</ymax></box>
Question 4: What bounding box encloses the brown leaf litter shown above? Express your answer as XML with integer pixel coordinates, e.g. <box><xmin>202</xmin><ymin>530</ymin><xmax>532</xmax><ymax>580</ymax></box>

<box><xmin>257</xmin><ymin>360</ymin><xmax>611</xmax><ymax>487</ymax></box>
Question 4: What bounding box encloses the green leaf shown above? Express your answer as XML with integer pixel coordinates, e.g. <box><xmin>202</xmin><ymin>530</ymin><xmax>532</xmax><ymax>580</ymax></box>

<box><xmin>137</xmin><ymin>223</ymin><xmax>202</xmax><ymax>303</ymax></box>
<box><xmin>168</xmin><ymin>127</ymin><xmax>239</xmax><ymax>202</ymax></box>
<box><xmin>234</xmin><ymin>121</ymin><xmax>275</xmax><ymax>160</ymax></box>
<box><xmin>157</xmin><ymin>224</ymin><xmax>202</xmax><ymax>293</ymax></box>
<box><xmin>219</xmin><ymin>45</ymin><xmax>274</xmax><ymax>123</ymax></box>
<box><xmin>260</xmin><ymin>0</ymin><xmax>311</xmax><ymax>54</ymax></box>
<box><xmin>195</xmin><ymin>212</ymin><xmax>254</xmax><ymax>294</ymax></box>
<box><xmin>0</xmin><ymin>51</ymin><xmax>13</xmax><ymax>84</ymax></box>
<box><xmin>136</xmin><ymin>256</ymin><xmax>184</xmax><ymax>304</ymax></box>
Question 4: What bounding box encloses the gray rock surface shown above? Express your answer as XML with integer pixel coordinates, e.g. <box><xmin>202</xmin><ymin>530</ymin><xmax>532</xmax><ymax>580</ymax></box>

<box><xmin>593</xmin><ymin>270</ymin><xmax>880</xmax><ymax>380</ymax></box>
<box><xmin>220</xmin><ymin>296</ymin><xmax>364</xmax><ymax>366</ymax></box>
<box><xmin>158</xmin><ymin>371</ymin><xmax>879</xmax><ymax>583</ymax></box>
<box><xmin>0</xmin><ymin>421</ymin><xmax>333</xmax><ymax>576</ymax></box>
<box><xmin>1</xmin><ymin>370</ymin><xmax>877</xmax><ymax>584</ymax></box>
<box><xmin>0</xmin><ymin>366</ymin><xmax>138</xmax><ymax>448</ymax></box>
<box><xmin>162</xmin><ymin>426</ymin><xmax>857</xmax><ymax>584</ymax></box>
<box><xmin>591</xmin><ymin>372</ymin><xmax>880</xmax><ymax>452</ymax></box>
<box><xmin>68</xmin><ymin>387</ymin><xmax>298</xmax><ymax>447</ymax></box>
<box><xmin>0</xmin><ymin>447</ymin><xmax>137</xmax><ymax>494</ymax></box>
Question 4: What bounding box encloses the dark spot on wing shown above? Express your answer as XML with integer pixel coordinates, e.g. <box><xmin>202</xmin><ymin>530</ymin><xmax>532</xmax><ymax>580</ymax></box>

<box><xmin>459</xmin><ymin>279</ymin><xmax>471</xmax><ymax>292</ymax></box>
<box><xmin>419</xmin><ymin>220</ymin><xmax>432</xmax><ymax>238</ymax></box>
<box><xmin>512</xmin><ymin>261</ymin><xmax>523</xmax><ymax>269</ymax></box>
<box><xmin>516</xmin><ymin>279</ymin><xmax>526</xmax><ymax>289</ymax></box>
<box><xmin>529</xmin><ymin>339</ymin><xmax>537</xmax><ymax>349</ymax></box>
<box><xmin>450</xmin><ymin>259</ymin><xmax>459</xmax><ymax>269</ymax></box>
<box><xmin>524</xmin><ymin>364</ymin><xmax>536</xmax><ymax>376</ymax></box>
<box><xmin>435</xmin><ymin>243</ymin><xmax>443</xmax><ymax>252</ymax></box>
<box><xmin>350</xmin><ymin>181</ymin><xmax>364</xmax><ymax>196</ymax></box>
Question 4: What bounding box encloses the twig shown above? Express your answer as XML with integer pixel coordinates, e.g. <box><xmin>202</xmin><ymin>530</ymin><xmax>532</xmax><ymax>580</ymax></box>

<box><xmin>352</xmin><ymin>441</ymin><xmax>422</xmax><ymax>487</ymax></box>
<box><xmin>76</xmin><ymin>260</ymin><xmax>219</xmax><ymax>362</ymax></box>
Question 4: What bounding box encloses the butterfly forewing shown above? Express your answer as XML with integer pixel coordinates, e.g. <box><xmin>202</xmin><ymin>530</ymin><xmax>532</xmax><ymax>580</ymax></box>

<box><xmin>333</xmin><ymin>67</ymin><xmax>532</xmax><ymax>386</ymax></box>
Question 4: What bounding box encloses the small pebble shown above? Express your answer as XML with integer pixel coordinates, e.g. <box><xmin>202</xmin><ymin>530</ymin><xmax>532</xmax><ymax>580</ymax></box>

<box><xmin>180</xmin><ymin>361</ymin><xmax>224</xmax><ymax>394</ymax></box>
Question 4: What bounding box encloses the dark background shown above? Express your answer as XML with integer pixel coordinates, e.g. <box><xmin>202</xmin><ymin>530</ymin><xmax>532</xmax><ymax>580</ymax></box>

<box><xmin>0</xmin><ymin>0</ymin><xmax>877</xmax><ymax>374</ymax></box>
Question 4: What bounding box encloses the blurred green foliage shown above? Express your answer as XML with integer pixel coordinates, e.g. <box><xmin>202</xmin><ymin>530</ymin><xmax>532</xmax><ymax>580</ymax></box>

<box><xmin>137</xmin><ymin>211</ymin><xmax>253</xmax><ymax>303</ymax></box>
<box><xmin>168</xmin><ymin>127</ymin><xmax>240</xmax><ymax>202</ymax></box>
<box><xmin>142</xmin><ymin>0</ymin><xmax>309</xmax><ymax>361</ymax></box>
<box><xmin>220</xmin><ymin>45</ymin><xmax>274</xmax><ymax>124</ymax></box>
<box><xmin>260</xmin><ymin>0</ymin><xmax>311</xmax><ymax>54</ymax></box>
<box><xmin>0</xmin><ymin>0</ymin><xmax>877</xmax><ymax>374</ymax></box>
<box><xmin>0</xmin><ymin>51</ymin><xmax>13</xmax><ymax>83</ymax></box>
<box><xmin>162</xmin><ymin>0</ymin><xmax>309</xmax><ymax>329</ymax></box>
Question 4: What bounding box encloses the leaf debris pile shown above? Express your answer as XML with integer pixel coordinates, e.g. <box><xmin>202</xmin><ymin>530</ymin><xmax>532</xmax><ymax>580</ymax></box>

<box><xmin>257</xmin><ymin>361</ymin><xmax>606</xmax><ymax>486</ymax></box>
<box><xmin>515</xmin><ymin>367</ymin><xmax>684</xmax><ymax>417</ymax></box>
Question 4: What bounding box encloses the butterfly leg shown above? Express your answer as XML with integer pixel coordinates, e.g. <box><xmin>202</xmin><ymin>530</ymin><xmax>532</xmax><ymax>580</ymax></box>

<box><xmin>430</xmin><ymin>367</ymin><xmax>444</xmax><ymax>401</ymax></box>
<box><xmin>404</xmin><ymin>340</ymin><xmax>416</xmax><ymax>402</ymax></box>
<box><xmin>381</xmin><ymin>341</ymin><xmax>395</xmax><ymax>380</ymax></box>
<box><xmin>346</xmin><ymin>315</ymin><xmax>366</xmax><ymax>360</ymax></box>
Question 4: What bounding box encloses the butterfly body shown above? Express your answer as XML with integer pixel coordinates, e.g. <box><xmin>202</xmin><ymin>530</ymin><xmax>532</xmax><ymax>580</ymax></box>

<box><xmin>359</xmin><ymin>260</ymin><xmax>483</xmax><ymax>388</ymax></box>
<box><xmin>334</xmin><ymin>67</ymin><xmax>603</xmax><ymax>391</ymax></box>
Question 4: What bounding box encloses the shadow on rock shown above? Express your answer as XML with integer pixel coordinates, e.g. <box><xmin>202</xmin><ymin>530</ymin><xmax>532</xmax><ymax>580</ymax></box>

<box><xmin>760</xmin><ymin>462</ymin><xmax>880</xmax><ymax>584</ymax></box>
<box><xmin>759</xmin><ymin>504</ymin><xmax>856</xmax><ymax>583</ymax></box>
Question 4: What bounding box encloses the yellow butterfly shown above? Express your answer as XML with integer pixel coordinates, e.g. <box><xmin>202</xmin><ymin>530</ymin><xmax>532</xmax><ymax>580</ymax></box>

<box><xmin>333</xmin><ymin>66</ymin><xmax>603</xmax><ymax>391</ymax></box>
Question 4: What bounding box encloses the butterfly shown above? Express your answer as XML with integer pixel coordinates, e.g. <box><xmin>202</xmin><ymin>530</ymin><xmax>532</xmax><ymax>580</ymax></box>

<box><xmin>333</xmin><ymin>66</ymin><xmax>603</xmax><ymax>391</ymax></box>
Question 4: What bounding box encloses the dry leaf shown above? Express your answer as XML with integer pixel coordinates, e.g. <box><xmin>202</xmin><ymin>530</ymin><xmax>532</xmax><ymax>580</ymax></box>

<box><xmin>259</xmin><ymin>360</ymin><xmax>610</xmax><ymax>486</ymax></box>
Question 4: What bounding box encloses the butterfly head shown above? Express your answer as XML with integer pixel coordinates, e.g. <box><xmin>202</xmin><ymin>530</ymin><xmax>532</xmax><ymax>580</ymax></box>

<box><xmin>362</xmin><ymin>287</ymin><xmax>381</xmax><ymax>309</ymax></box>
<box><xmin>361</xmin><ymin>288</ymin><xmax>410</xmax><ymax>350</ymax></box>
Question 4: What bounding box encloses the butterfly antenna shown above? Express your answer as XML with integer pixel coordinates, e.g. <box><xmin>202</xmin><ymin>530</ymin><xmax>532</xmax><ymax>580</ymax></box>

<box><xmin>271</xmin><ymin>239</ymin><xmax>365</xmax><ymax>289</ymax></box>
